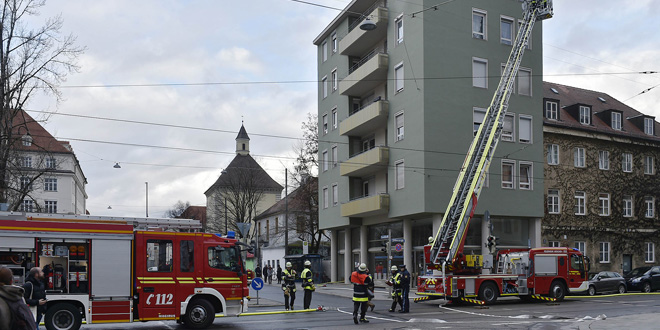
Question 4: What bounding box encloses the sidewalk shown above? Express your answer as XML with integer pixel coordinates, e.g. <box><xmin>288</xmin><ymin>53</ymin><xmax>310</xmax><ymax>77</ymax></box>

<box><xmin>315</xmin><ymin>282</ymin><xmax>396</xmax><ymax>301</ymax></box>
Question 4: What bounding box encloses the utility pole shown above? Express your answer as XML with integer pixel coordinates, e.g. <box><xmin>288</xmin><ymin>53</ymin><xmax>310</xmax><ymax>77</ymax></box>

<box><xmin>145</xmin><ymin>182</ymin><xmax>149</xmax><ymax>217</ymax></box>
<box><xmin>284</xmin><ymin>168</ymin><xmax>289</xmax><ymax>256</ymax></box>
<box><xmin>224</xmin><ymin>196</ymin><xmax>228</xmax><ymax>234</ymax></box>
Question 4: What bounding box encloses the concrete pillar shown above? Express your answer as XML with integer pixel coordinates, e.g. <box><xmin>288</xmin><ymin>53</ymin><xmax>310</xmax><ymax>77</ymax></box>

<box><xmin>481</xmin><ymin>216</ymin><xmax>491</xmax><ymax>273</ymax></box>
<box><xmin>330</xmin><ymin>229</ymin><xmax>338</xmax><ymax>282</ymax></box>
<box><xmin>403</xmin><ymin>219</ymin><xmax>412</xmax><ymax>270</ymax></box>
<box><xmin>529</xmin><ymin>218</ymin><xmax>542</xmax><ymax>248</ymax></box>
<box><xmin>360</xmin><ymin>225</ymin><xmax>368</xmax><ymax>267</ymax></box>
<box><xmin>344</xmin><ymin>228</ymin><xmax>352</xmax><ymax>284</ymax></box>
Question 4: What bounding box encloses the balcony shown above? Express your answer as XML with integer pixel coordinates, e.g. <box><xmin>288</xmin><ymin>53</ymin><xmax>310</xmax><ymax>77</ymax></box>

<box><xmin>340</xmin><ymin>100</ymin><xmax>388</xmax><ymax>137</ymax></box>
<box><xmin>340</xmin><ymin>146</ymin><xmax>389</xmax><ymax>177</ymax></box>
<box><xmin>340</xmin><ymin>6</ymin><xmax>388</xmax><ymax>57</ymax></box>
<box><xmin>341</xmin><ymin>194</ymin><xmax>389</xmax><ymax>218</ymax></box>
<box><xmin>340</xmin><ymin>52</ymin><xmax>388</xmax><ymax>96</ymax></box>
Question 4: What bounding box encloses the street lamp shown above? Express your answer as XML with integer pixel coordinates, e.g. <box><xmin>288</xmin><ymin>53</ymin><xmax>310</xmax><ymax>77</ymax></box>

<box><xmin>222</xmin><ymin>169</ymin><xmax>228</xmax><ymax>234</ymax></box>
<box><xmin>359</xmin><ymin>17</ymin><xmax>377</xmax><ymax>31</ymax></box>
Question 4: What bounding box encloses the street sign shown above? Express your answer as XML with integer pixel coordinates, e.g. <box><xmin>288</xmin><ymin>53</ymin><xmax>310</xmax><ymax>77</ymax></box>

<box><xmin>392</xmin><ymin>238</ymin><xmax>405</xmax><ymax>243</ymax></box>
<box><xmin>395</xmin><ymin>243</ymin><xmax>403</xmax><ymax>252</ymax></box>
<box><xmin>251</xmin><ymin>277</ymin><xmax>264</xmax><ymax>291</ymax></box>
<box><xmin>380</xmin><ymin>235</ymin><xmax>390</xmax><ymax>239</ymax></box>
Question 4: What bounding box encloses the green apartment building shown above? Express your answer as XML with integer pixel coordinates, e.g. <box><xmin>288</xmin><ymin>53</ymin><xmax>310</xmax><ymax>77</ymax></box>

<box><xmin>314</xmin><ymin>0</ymin><xmax>545</xmax><ymax>282</ymax></box>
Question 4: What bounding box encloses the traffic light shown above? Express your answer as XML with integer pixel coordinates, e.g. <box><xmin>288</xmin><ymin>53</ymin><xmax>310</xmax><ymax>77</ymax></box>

<box><xmin>381</xmin><ymin>241</ymin><xmax>390</xmax><ymax>253</ymax></box>
<box><xmin>486</xmin><ymin>235</ymin><xmax>497</xmax><ymax>254</ymax></box>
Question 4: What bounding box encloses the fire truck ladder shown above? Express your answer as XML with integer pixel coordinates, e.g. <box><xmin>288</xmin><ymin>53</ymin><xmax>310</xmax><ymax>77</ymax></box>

<box><xmin>429</xmin><ymin>0</ymin><xmax>553</xmax><ymax>267</ymax></box>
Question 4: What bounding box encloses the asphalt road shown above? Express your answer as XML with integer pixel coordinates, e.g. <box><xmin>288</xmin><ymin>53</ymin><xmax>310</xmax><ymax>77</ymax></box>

<box><xmin>80</xmin><ymin>283</ymin><xmax>660</xmax><ymax>330</ymax></box>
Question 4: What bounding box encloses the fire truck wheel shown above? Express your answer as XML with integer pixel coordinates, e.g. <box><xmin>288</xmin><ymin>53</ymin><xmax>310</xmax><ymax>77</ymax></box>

<box><xmin>184</xmin><ymin>299</ymin><xmax>215</xmax><ymax>329</ymax></box>
<box><xmin>44</xmin><ymin>303</ymin><xmax>82</xmax><ymax>330</ymax></box>
<box><xmin>478</xmin><ymin>282</ymin><xmax>498</xmax><ymax>305</ymax></box>
<box><xmin>588</xmin><ymin>285</ymin><xmax>597</xmax><ymax>296</ymax></box>
<box><xmin>549</xmin><ymin>281</ymin><xmax>566</xmax><ymax>301</ymax></box>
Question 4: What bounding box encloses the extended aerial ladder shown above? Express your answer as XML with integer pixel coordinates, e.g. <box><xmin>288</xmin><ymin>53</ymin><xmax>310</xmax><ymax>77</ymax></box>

<box><xmin>429</xmin><ymin>0</ymin><xmax>553</xmax><ymax>270</ymax></box>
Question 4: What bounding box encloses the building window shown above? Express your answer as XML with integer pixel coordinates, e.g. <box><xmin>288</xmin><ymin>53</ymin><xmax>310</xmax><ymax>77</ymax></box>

<box><xmin>322</xmin><ymin>76</ymin><xmax>328</xmax><ymax>98</ymax></box>
<box><xmin>599</xmin><ymin>242</ymin><xmax>610</xmax><ymax>263</ymax></box>
<box><xmin>645</xmin><ymin>243</ymin><xmax>655</xmax><ymax>263</ymax></box>
<box><xmin>598</xmin><ymin>193</ymin><xmax>610</xmax><ymax>216</ymax></box>
<box><xmin>500</xmin><ymin>16</ymin><xmax>513</xmax><ymax>45</ymax></box>
<box><xmin>322</xmin><ymin>150</ymin><xmax>328</xmax><ymax>172</ymax></box>
<box><xmin>323</xmin><ymin>187</ymin><xmax>328</xmax><ymax>209</ymax></box>
<box><xmin>623</xmin><ymin>195</ymin><xmax>633</xmax><ymax>217</ymax></box>
<box><xmin>46</xmin><ymin>157</ymin><xmax>56</xmax><ymax>169</ymax></box>
<box><xmin>548</xmin><ymin>241</ymin><xmax>560</xmax><ymax>248</ymax></box>
<box><xmin>22</xmin><ymin>134</ymin><xmax>32</xmax><ymax>146</ymax></box>
<box><xmin>396</xmin><ymin>160</ymin><xmax>405</xmax><ymax>190</ymax></box>
<box><xmin>20</xmin><ymin>177</ymin><xmax>32</xmax><ymax>191</ymax></box>
<box><xmin>21</xmin><ymin>156</ymin><xmax>32</xmax><ymax>168</ymax></box>
<box><xmin>518</xmin><ymin>68</ymin><xmax>532</xmax><ymax>96</ymax></box>
<box><xmin>645</xmin><ymin>155</ymin><xmax>655</xmax><ymax>175</ymax></box>
<box><xmin>575</xmin><ymin>191</ymin><xmax>586</xmax><ymax>215</ymax></box>
<box><xmin>545</xmin><ymin>101</ymin><xmax>558</xmax><ymax>120</ymax></box>
<box><xmin>45</xmin><ymin>200</ymin><xmax>57</xmax><ymax>214</ymax></box>
<box><xmin>332</xmin><ymin>108</ymin><xmax>337</xmax><ymax>130</ymax></box>
<box><xmin>518</xmin><ymin>115</ymin><xmax>532</xmax><ymax>143</ymax></box>
<box><xmin>322</xmin><ymin>41</ymin><xmax>327</xmax><ymax>62</ymax></box>
<box><xmin>44</xmin><ymin>178</ymin><xmax>57</xmax><ymax>192</ymax></box>
<box><xmin>611</xmin><ymin>112</ymin><xmax>622</xmax><ymax>130</ymax></box>
<box><xmin>579</xmin><ymin>106</ymin><xmax>590</xmax><ymax>125</ymax></box>
<box><xmin>332</xmin><ymin>184</ymin><xmax>338</xmax><ymax>206</ymax></box>
<box><xmin>322</xmin><ymin>114</ymin><xmax>328</xmax><ymax>135</ymax></box>
<box><xmin>598</xmin><ymin>150</ymin><xmax>609</xmax><ymax>170</ymax></box>
<box><xmin>332</xmin><ymin>146</ymin><xmax>338</xmax><ymax>168</ymax></box>
<box><xmin>20</xmin><ymin>200</ymin><xmax>33</xmax><ymax>212</ymax></box>
<box><xmin>395</xmin><ymin>112</ymin><xmax>404</xmax><ymax>141</ymax></box>
<box><xmin>501</xmin><ymin>161</ymin><xmax>515</xmax><ymax>189</ymax></box>
<box><xmin>547</xmin><ymin>189</ymin><xmax>560</xmax><ymax>214</ymax></box>
<box><xmin>547</xmin><ymin>144</ymin><xmax>559</xmax><ymax>165</ymax></box>
<box><xmin>574</xmin><ymin>147</ymin><xmax>585</xmax><ymax>168</ymax></box>
<box><xmin>472</xmin><ymin>58</ymin><xmax>488</xmax><ymax>88</ymax></box>
<box><xmin>519</xmin><ymin>162</ymin><xmax>532</xmax><ymax>190</ymax></box>
<box><xmin>396</xmin><ymin>15</ymin><xmax>404</xmax><ymax>43</ymax></box>
<box><xmin>331</xmin><ymin>32</ymin><xmax>337</xmax><ymax>53</ymax></box>
<box><xmin>502</xmin><ymin>114</ymin><xmax>514</xmax><ymax>142</ymax></box>
<box><xmin>473</xmin><ymin>108</ymin><xmax>486</xmax><ymax>136</ymax></box>
<box><xmin>331</xmin><ymin>69</ymin><xmax>337</xmax><ymax>92</ymax></box>
<box><xmin>644</xmin><ymin>117</ymin><xmax>654</xmax><ymax>135</ymax></box>
<box><xmin>645</xmin><ymin>196</ymin><xmax>655</xmax><ymax>218</ymax></box>
<box><xmin>472</xmin><ymin>9</ymin><xmax>487</xmax><ymax>39</ymax></box>
<box><xmin>574</xmin><ymin>241</ymin><xmax>586</xmax><ymax>254</ymax></box>
<box><xmin>622</xmin><ymin>153</ymin><xmax>633</xmax><ymax>173</ymax></box>
<box><xmin>395</xmin><ymin>63</ymin><xmax>404</xmax><ymax>92</ymax></box>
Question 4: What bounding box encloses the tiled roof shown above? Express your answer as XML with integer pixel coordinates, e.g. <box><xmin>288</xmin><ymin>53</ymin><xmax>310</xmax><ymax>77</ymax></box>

<box><xmin>13</xmin><ymin>110</ymin><xmax>74</xmax><ymax>154</ymax></box>
<box><xmin>254</xmin><ymin>177</ymin><xmax>318</xmax><ymax>220</ymax></box>
<box><xmin>179</xmin><ymin>206</ymin><xmax>207</xmax><ymax>225</ymax></box>
<box><xmin>543</xmin><ymin>81</ymin><xmax>659</xmax><ymax>142</ymax></box>
<box><xmin>204</xmin><ymin>154</ymin><xmax>283</xmax><ymax>195</ymax></box>
<box><xmin>236</xmin><ymin>124</ymin><xmax>250</xmax><ymax>140</ymax></box>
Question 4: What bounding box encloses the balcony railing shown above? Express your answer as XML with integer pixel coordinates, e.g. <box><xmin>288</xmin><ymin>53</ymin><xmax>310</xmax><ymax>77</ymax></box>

<box><xmin>339</xmin><ymin>53</ymin><xmax>388</xmax><ymax>96</ymax></box>
<box><xmin>340</xmin><ymin>4</ymin><xmax>388</xmax><ymax>57</ymax></box>
<box><xmin>340</xmin><ymin>99</ymin><xmax>388</xmax><ymax>137</ymax></box>
<box><xmin>341</xmin><ymin>193</ymin><xmax>389</xmax><ymax>218</ymax></box>
<box><xmin>340</xmin><ymin>146</ymin><xmax>389</xmax><ymax>177</ymax></box>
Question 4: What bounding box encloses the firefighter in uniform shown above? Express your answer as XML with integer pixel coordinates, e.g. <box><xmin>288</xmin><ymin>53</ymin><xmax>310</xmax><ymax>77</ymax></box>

<box><xmin>387</xmin><ymin>265</ymin><xmax>403</xmax><ymax>312</ymax></box>
<box><xmin>399</xmin><ymin>264</ymin><xmax>411</xmax><ymax>313</ymax></box>
<box><xmin>300</xmin><ymin>260</ymin><xmax>315</xmax><ymax>309</ymax></box>
<box><xmin>282</xmin><ymin>262</ymin><xmax>297</xmax><ymax>310</ymax></box>
<box><xmin>351</xmin><ymin>263</ymin><xmax>372</xmax><ymax>324</ymax></box>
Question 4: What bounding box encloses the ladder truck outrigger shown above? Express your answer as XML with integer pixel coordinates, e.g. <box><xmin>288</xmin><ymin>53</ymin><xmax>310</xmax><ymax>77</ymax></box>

<box><xmin>415</xmin><ymin>0</ymin><xmax>589</xmax><ymax>305</ymax></box>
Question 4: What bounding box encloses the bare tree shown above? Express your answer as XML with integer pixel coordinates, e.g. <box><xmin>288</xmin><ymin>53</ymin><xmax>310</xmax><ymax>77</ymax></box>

<box><xmin>0</xmin><ymin>0</ymin><xmax>84</xmax><ymax>207</ymax></box>
<box><xmin>164</xmin><ymin>200</ymin><xmax>191</xmax><ymax>218</ymax></box>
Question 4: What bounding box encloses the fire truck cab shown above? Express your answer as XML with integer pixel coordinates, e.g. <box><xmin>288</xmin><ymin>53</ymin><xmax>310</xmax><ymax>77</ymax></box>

<box><xmin>0</xmin><ymin>212</ymin><xmax>249</xmax><ymax>330</ymax></box>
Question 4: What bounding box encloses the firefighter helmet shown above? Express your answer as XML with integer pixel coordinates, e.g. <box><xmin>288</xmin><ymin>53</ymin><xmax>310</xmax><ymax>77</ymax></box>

<box><xmin>358</xmin><ymin>263</ymin><xmax>367</xmax><ymax>271</ymax></box>
<box><xmin>286</xmin><ymin>262</ymin><xmax>292</xmax><ymax>268</ymax></box>
<box><xmin>391</xmin><ymin>265</ymin><xmax>398</xmax><ymax>271</ymax></box>
<box><xmin>304</xmin><ymin>260</ymin><xmax>311</xmax><ymax>267</ymax></box>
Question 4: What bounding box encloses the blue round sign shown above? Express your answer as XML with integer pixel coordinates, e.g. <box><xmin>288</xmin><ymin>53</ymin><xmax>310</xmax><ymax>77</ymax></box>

<box><xmin>251</xmin><ymin>277</ymin><xmax>264</xmax><ymax>291</ymax></box>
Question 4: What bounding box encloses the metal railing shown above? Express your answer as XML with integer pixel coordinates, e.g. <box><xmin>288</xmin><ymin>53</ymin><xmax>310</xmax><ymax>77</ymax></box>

<box><xmin>348</xmin><ymin>96</ymin><xmax>383</xmax><ymax>116</ymax></box>
<box><xmin>348</xmin><ymin>49</ymin><xmax>385</xmax><ymax>74</ymax></box>
<box><xmin>348</xmin><ymin>192</ymin><xmax>388</xmax><ymax>202</ymax></box>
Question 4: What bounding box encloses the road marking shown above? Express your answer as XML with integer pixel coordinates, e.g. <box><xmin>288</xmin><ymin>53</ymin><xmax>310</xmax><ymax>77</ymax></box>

<box><xmin>336</xmin><ymin>308</ymin><xmax>404</xmax><ymax>322</ymax></box>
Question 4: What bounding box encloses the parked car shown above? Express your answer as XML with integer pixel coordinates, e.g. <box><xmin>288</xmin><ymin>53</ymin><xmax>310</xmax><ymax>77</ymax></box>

<box><xmin>586</xmin><ymin>271</ymin><xmax>627</xmax><ymax>295</ymax></box>
<box><xmin>625</xmin><ymin>266</ymin><xmax>660</xmax><ymax>293</ymax></box>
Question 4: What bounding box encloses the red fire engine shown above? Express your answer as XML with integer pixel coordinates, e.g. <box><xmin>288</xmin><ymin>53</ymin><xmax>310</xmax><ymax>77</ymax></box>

<box><xmin>0</xmin><ymin>212</ymin><xmax>250</xmax><ymax>330</ymax></box>
<box><xmin>415</xmin><ymin>0</ymin><xmax>589</xmax><ymax>305</ymax></box>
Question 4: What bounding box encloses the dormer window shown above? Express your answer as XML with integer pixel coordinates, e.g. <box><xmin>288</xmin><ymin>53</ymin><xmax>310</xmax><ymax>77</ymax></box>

<box><xmin>644</xmin><ymin>117</ymin><xmax>654</xmax><ymax>135</ymax></box>
<box><xmin>545</xmin><ymin>101</ymin><xmax>558</xmax><ymax>120</ymax></box>
<box><xmin>21</xmin><ymin>134</ymin><xmax>32</xmax><ymax>146</ymax></box>
<box><xmin>579</xmin><ymin>106</ymin><xmax>590</xmax><ymax>125</ymax></box>
<box><xmin>611</xmin><ymin>112</ymin><xmax>622</xmax><ymax>130</ymax></box>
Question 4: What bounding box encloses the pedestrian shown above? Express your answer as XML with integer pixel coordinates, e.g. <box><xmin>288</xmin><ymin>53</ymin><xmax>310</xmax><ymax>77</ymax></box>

<box><xmin>398</xmin><ymin>264</ymin><xmax>411</xmax><ymax>313</ymax></box>
<box><xmin>350</xmin><ymin>263</ymin><xmax>372</xmax><ymax>324</ymax></box>
<box><xmin>0</xmin><ymin>266</ymin><xmax>37</xmax><ymax>330</ymax></box>
<box><xmin>281</xmin><ymin>262</ymin><xmax>297</xmax><ymax>310</ymax></box>
<box><xmin>267</xmin><ymin>266</ymin><xmax>273</xmax><ymax>284</ymax></box>
<box><xmin>277</xmin><ymin>265</ymin><xmax>283</xmax><ymax>284</ymax></box>
<box><xmin>300</xmin><ymin>260</ymin><xmax>315</xmax><ymax>309</ymax></box>
<box><xmin>387</xmin><ymin>265</ymin><xmax>403</xmax><ymax>312</ymax></box>
<box><xmin>24</xmin><ymin>267</ymin><xmax>47</xmax><ymax>328</ymax></box>
<box><xmin>255</xmin><ymin>265</ymin><xmax>262</xmax><ymax>279</ymax></box>
<box><xmin>366</xmin><ymin>268</ymin><xmax>375</xmax><ymax>312</ymax></box>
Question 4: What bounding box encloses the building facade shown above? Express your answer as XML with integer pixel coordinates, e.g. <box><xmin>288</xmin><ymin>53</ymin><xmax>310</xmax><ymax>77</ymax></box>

<box><xmin>315</xmin><ymin>0</ymin><xmax>545</xmax><ymax>282</ymax></box>
<box><xmin>14</xmin><ymin>111</ymin><xmax>87</xmax><ymax>214</ymax></box>
<box><xmin>542</xmin><ymin>82</ymin><xmax>660</xmax><ymax>274</ymax></box>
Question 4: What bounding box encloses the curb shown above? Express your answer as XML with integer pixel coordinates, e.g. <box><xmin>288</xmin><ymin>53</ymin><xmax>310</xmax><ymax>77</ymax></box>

<box><xmin>223</xmin><ymin>308</ymin><xmax>319</xmax><ymax>317</ymax></box>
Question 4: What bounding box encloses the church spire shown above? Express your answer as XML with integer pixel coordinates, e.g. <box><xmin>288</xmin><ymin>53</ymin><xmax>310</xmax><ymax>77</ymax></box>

<box><xmin>236</xmin><ymin>123</ymin><xmax>250</xmax><ymax>155</ymax></box>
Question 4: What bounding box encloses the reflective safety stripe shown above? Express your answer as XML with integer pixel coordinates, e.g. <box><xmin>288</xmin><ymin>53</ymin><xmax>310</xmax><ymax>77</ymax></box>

<box><xmin>352</xmin><ymin>297</ymin><xmax>369</xmax><ymax>302</ymax></box>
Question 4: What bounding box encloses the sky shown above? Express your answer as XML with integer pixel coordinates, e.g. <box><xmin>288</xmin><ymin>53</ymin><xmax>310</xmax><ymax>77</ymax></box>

<box><xmin>24</xmin><ymin>0</ymin><xmax>660</xmax><ymax>218</ymax></box>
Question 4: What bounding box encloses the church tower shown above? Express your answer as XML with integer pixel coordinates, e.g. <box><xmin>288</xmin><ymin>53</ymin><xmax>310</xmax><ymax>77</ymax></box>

<box><xmin>236</xmin><ymin>124</ymin><xmax>250</xmax><ymax>156</ymax></box>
